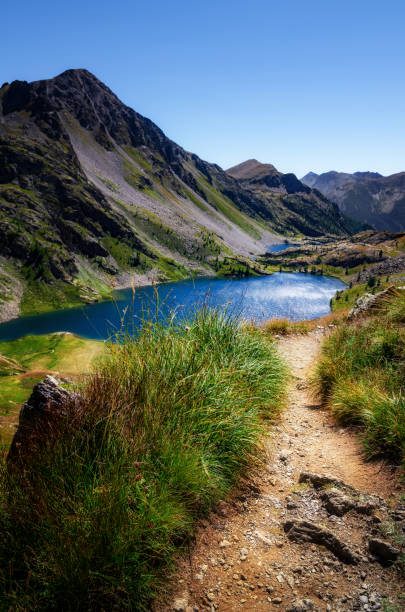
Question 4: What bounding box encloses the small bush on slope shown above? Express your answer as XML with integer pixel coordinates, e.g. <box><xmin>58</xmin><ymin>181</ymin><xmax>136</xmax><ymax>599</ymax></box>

<box><xmin>0</xmin><ymin>308</ymin><xmax>285</xmax><ymax>611</ymax></box>
<box><xmin>314</xmin><ymin>292</ymin><xmax>405</xmax><ymax>463</ymax></box>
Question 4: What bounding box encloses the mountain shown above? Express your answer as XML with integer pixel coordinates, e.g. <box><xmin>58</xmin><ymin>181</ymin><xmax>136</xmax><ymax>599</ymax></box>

<box><xmin>301</xmin><ymin>170</ymin><xmax>405</xmax><ymax>232</ymax></box>
<box><xmin>227</xmin><ymin>160</ymin><xmax>363</xmax><ymax>236</ymax></box>
<box><xmin>0</xmin><ymin>69</ymin><xmax>354</xmax><ymax>319</ymax></box>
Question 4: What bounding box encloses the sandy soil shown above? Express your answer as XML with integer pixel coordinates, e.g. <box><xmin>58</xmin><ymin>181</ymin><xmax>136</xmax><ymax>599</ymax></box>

<box><xmin>156</xmin><ymin>332</ymin><xmax>405</xmax><ymax>612</ymax></box>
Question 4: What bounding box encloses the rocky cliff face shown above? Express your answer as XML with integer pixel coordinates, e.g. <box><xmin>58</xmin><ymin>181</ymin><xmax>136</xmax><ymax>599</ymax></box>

<box><xmin>0</xmin><ymin>70</ymin><xmax>355</xmax><ymax>318</ymax></box>
<box><xmin>301</xmin><ymin>170</ymin><xmax>405</xmax><ymax>232</ymax></box>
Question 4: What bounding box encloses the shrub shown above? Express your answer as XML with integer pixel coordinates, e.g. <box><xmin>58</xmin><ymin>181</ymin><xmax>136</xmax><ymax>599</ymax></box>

<box><xmin>0</xmin><ymin>308</ymin><xmax>285</xmax><ymax>610</ymax></box>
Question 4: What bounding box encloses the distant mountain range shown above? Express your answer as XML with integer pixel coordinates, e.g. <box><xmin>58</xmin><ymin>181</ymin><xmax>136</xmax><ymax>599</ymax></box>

<box><xmin>301</xmin><ymin>170</ymin><xmax>405</xmax><ymax>232</ymax></box>
<box><xmin>0</xmin><ymin>69</ymin><xmax>357</xmax><ymax>318</ymax></box>
<box><xmin>227</xmin><ymin>159</ymin><xmax>364</xmax><ymax>237</ymax></box>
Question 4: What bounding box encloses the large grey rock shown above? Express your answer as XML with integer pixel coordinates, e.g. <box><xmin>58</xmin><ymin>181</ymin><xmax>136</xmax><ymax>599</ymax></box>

<box><xmin>7</xmin><ymin>375</ymin><xmax>81</xmax><ymax>466</ymax></box>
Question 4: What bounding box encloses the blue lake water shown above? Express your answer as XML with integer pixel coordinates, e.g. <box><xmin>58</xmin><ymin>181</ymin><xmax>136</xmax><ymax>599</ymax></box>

<box><xmin>0</xmin><ymin>273</ymin><xmax>345</xmax><ymax>342</ymax></box>
<box><xmin>267</xmin><ymin>244</ymin><xmax>299</xmax><ymax>252</ymax></box>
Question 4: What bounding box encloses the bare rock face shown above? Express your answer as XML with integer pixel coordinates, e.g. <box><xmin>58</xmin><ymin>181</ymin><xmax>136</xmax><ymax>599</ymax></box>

<box><xmin>368</xmin><ymin>538</ymin><xmax>400</xmax><ymax>566</ymax></box>
<box><xmin>7</xmin><ymin>375</ymin><xmax>81</xmax><ymax>467</ymax></box>
<box><xmin>283</xmin><ymin>519</ymin><xmax>359</xmax><ymax>564</ymax></box>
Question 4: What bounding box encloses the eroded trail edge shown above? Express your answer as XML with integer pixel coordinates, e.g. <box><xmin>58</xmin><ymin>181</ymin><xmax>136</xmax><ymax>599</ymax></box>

<box><xmin>158</xmin><ymin>331</ymin><xmax>404</xmax><ymax>612</ymax></box>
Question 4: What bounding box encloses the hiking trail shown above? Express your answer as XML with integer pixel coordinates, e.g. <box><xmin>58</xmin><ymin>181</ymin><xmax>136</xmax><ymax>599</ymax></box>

<box><xmin>156</xmin><ymin>331</ymin><xmax>404</xmax><ymax>612</ymax></box>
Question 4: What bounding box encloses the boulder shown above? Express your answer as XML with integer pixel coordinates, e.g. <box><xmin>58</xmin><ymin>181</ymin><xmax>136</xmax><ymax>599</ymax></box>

<box><xmin>7</xmin><ymin>375</ymin><xmax>81</xmax><ymax>467</ymax></box>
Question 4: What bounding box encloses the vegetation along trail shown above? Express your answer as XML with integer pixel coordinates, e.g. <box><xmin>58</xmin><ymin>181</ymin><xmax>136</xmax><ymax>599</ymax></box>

<box><xmin>161</xmin><ymin>331</ymin><xmax>405</xmax><ymax>612</ymax></box>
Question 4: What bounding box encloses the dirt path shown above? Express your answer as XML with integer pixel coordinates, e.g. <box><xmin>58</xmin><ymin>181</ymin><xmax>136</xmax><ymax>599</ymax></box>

<box><xmin>157</xmin><ymin>331</ymin><xmax>404</xmax><ymax>612</ymax></box>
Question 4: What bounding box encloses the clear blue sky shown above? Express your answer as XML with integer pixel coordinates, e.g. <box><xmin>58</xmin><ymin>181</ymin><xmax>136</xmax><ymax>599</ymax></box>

<box><xmin>3</xmin><ymin>0</ymin><xmax>404</xmax><ymax>177</ymax></box>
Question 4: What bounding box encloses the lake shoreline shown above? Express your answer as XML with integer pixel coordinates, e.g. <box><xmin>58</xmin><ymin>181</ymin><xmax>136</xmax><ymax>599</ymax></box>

<box><xmin>0</xmin><ymin>272</ymin><xmax>346</xmax><ymax>343</ymax></box>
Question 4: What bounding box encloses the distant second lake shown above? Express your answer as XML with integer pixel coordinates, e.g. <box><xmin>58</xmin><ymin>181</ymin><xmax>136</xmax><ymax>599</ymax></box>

<box><xmin>0</xmin><ymin>273</ymin><xmax>346</xmax><ymax>342</ymax></box>
<box><xmin>267</xmin><ymin>243</ymin><xmax>300</xmax><ymax>252</ymax></box>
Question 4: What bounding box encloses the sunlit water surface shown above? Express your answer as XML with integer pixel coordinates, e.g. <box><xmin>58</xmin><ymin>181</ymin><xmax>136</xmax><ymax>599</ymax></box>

<box><xmin>0</xmin><ymin>273</ymin><xmax>345</xmax><ymax>342</ymax></box>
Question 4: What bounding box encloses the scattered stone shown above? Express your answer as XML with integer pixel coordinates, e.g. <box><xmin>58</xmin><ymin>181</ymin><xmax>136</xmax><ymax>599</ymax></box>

<box><xmin>240</xmin><ymin>548</ymin><xmax>248</xmax><ymax>561</ymax></box>
<box><xmin>254</xmin><ymin>530</ymin><xmax>272</xmax><ymax>546</ymax></box>
<box><xmin>284</xmin><ymin>520</ymin><xmax>359</xmax><ymax>564</ymax></box>
<box><xmin>279</xmin><ymin>449</ymin><xmax>290</xmax><ymax>462</ymax></box>
<box><xmin>216</xmin><ymin>501</ymin><xmax>231</xmax><ymax>517</ymax></box>
<box><xmin>173</xmin><ymin>595</ymin><xmax>189</xmax><ymax>611</ymax></box>
<box><xmin>368</xmin><ymin>538</ymin><xmax>400</xmax><ymax>565</ymax></box>
<box><xmin>219</xmin><ymin>540</ymin><xmax>231</xmax><ymax>548</ymax></box>
<box><xmin>287</xmin><ymin>599</ymin><xmax>315</xmax><ymax>612</ymax></box>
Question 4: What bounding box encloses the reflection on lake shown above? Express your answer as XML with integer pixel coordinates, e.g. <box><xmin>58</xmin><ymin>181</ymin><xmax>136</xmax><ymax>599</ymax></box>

<box><xmin>0</xmin><ymin>273</ymin><xmax>346</xmax><ymax>342</ymax></box>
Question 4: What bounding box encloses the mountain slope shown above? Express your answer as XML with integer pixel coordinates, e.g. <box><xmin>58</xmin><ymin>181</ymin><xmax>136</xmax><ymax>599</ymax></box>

<box><xmin>0</xmin><ymin>69</ymin><xmax>354</xmax><ymax>319</ymax></box>
<box><xmin>227</xmin><ymin>159</ymin><xmax>364</xmax><ymax>236</ymax></box>
<box><xmin>301</xmin><ymin>170</ymin><xmax>405</xmax><ymax>231</ymax></box>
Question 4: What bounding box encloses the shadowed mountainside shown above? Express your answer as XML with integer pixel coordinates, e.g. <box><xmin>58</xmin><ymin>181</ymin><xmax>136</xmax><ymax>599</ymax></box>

<box><xmin>301</xmin><ymin>170</ymin><xmax>405</xmax><ymax>232</ymax></box>
<box><xmin>228</xmin><ymin>159</ymin><xmax>365</xmax><ymax>236</ymax></box>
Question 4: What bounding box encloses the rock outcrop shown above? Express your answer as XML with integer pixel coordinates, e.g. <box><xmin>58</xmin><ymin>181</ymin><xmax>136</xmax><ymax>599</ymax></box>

<box><xmin>7</xmin><ymin>375</ymin><xmax>81</xmax><ymax>467</ymax></box>
<box><xmin>348</xmin><ymin>286</ymin><xmax>405</xmax><ymax>320</ymax></box>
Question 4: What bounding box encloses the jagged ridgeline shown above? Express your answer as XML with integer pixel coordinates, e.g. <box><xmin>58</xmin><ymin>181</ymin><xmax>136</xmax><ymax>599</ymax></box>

<box><xmin>0</xmin><ymin>69</ymin><xmax>355</xmax><ymax>315</ymax></box>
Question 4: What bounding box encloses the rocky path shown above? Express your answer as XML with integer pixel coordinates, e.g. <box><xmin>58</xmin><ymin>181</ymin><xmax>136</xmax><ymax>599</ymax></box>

<box><xmin>157</xmin><ymin>331</ymin><xmax>405</xmax><ymax>612</ymax></box>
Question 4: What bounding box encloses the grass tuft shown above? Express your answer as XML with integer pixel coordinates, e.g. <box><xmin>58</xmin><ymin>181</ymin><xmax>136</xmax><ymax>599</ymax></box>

<box><xmin>313</xmin><ymin>292</ymin><xmax>405</xmax><ymax>464</ymax></box>
<box><xmin>0</xmin><ymin>308</ymin><xmax>285</xmax><ymax>610</ymax></box>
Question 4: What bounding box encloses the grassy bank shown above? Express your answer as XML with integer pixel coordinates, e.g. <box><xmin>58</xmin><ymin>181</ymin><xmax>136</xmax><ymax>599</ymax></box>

<box><xmin>261</xmin><ymin>311</ymin><xmax>349</xmax><ymax>336</ymax></box>
<box><xmin>0</xmin><ymin>309</ymin><xmax>285</xmax><ymax>610</ymax></box>
<box><xmin>331</xmin><ymin>275</ymin><xmax>405</xmax><ymax>312</ymax></box>
<box><xmin>314</xmin><ymin>291</ymin><xmax>405</xmax><ymax>464</ymax></box>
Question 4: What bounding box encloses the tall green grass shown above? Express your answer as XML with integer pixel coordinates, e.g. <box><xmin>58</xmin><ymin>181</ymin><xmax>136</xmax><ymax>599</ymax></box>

<box><xmin>314</xmin><ymin>291</ymin><xmax>405</xmax><ymax>463</ymax></box>
<box><xmin>0</xmin><ymin>308</ymin><xmax>285</xmax><ymax>611</ymax></box>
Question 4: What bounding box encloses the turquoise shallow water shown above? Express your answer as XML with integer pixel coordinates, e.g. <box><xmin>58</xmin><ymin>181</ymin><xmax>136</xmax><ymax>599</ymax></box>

<box><xmin>0</xmin><ymin>272</ymin><xmax>345</xmax><ymax>342</ymax></box>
